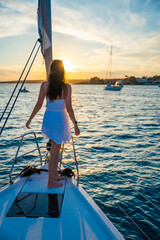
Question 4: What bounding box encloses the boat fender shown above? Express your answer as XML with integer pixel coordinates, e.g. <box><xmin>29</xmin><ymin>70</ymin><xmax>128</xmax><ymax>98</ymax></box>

<box><xmin>19</xmin><ymin>165</ymin><xmax>41</xmax><ymax>177</ymax></box>
<box><xmin>60</xmin><ymin>168</ymin><xmax>75</xmax><ymax>178</ymax></box>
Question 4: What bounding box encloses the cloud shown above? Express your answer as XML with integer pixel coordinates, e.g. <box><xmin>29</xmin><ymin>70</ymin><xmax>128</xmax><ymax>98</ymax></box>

<box><xmin>127</xmin><ymin>12</ymin><xmax>146</xmax><ymax>27</ymax></box>
<box><xmin>0</xmin><ymin>0</ymin><xmax>159</xmax><ymax>79</ymax></box>
<box><xmin>52</xmin><ymin>2</ymin><xmax>149</xmax><ymax>51</ymax></box>
<box><xmin>52</xmin><ymin>5</ymin><xmax>110</xmax><ymax>44</ymax></box>
<box><xmin>0</xmin><ymin>0</ymin><xmax>36</xmax><ymax>38</ymax></box>
<box><xmin>118</xmin><ymin>34</ymin><xmax>160</xmax><ymax>59</ymax></box>
<box><xmin>0</xmin><ymin>0</ymin><xmax>154</xmax><ymax>51</ymax></box>
<box><xmin>0</xmin><ymin>64</ymin><xmax>23</xmax><ymax>81</ymax></box>
<box><xmin>0</xmin><ymin>65</ymin><xmax>21</xmax><ymax>74</ymax></box>
<box><xmin>0</xmin><ymin>63</ymin><xmax>46</xmax><ymax>81</ymax></box>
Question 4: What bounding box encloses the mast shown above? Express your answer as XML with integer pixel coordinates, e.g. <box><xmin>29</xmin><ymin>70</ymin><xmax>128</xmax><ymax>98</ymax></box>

<box><xmin>38</xmin><ymin>0</ymin><xmax>52</xmax><ymax>76</ymax></box>
<box><xmin>0</xmin><ymin>1</ymin><xmax>52</xmax><ymax>135</ymax></box>
<box><xmin>109</xmin><ymin>45</ymin><xmax>112</xmax><ymax>80</ymax></box>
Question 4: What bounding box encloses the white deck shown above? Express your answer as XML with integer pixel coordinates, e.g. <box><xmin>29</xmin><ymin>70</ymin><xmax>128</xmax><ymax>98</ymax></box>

<box><xmin>0</xmin><ymin>164</ymin><xmax>124</xmax><ymax>240</ymax></box>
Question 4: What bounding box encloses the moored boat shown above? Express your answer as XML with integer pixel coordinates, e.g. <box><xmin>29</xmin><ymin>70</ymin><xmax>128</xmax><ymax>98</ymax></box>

<box><xmin>20</xmin><ymin>86</ymin><xmax>29</xmax><ymax>92</ymax></box>
<box><xmin>105</xmin><ymin>82</ymin><xmax>122</xmax><ymax>91</ymax></box>
<box><xmin>104</xmin><ymin>46</ymin><xmax>123</xmax><ymax>91</ymax></box>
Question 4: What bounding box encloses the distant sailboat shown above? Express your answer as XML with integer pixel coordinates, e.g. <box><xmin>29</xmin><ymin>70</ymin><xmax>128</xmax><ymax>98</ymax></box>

<box><xmin>104</xmin><ymin>46</ymin><xmax>122</xmax><ymax>91</ymax></box>
<box><xmin>20</xmin><ymin>86</ymin><xmax>29</xmax><ymax>92</ymax></box>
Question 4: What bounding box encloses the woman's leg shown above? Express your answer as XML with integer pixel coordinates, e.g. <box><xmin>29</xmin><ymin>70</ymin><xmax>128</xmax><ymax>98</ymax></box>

<box><xmin>48</xmin><ymin>140</ymin><xmax>63</xmax><ymax>188</ymax></box>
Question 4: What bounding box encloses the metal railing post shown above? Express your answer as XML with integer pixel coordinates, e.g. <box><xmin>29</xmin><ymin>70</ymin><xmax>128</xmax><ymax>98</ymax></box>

<box><xmin>59</xmin><ymin>144</ymin><xmax>64</xmax><ymax>168</ymax></box>
<box><xmin>9</xmin><ymin>135</ymin><xmax>24</xmax><ymax>183</ymax></box>
<box><xmin>33</xmin><ymin>132</ymin><xmax>42</xmax><ymax>166</ymax></box>
<box><xmin>71</xmin><ymin>137</ymin><xmax>79</xmax><ymax>186</ymax></box>
<box><xmin>9</xmin><ymin>131</ymin><xmax>43</xmax><ymax>183</ymax></box>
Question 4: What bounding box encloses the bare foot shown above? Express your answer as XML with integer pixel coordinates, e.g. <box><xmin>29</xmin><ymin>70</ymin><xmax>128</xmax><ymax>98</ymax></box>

<box><xmin>47</xmin><ymin>181</ymin><xmax>63</xmax><ymax>188</ymax></box>
<box><xmin>55</xmin><ymin>175</ymin><xmax>64</xmax><ymax>181</ymax></box>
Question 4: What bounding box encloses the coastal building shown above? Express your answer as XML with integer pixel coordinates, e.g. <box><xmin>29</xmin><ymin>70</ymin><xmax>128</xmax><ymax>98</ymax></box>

<box><xmin>137</xmin><ymin>78</ymin><xmax>148</xmax><ymax>84</ymax></box>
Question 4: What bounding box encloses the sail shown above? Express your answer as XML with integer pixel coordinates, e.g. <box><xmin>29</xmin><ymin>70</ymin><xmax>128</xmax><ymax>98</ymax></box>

<box><xmin>38</xmin><ymin>0</ymin><xmax>52</xmax><ymax>75</ymax></box>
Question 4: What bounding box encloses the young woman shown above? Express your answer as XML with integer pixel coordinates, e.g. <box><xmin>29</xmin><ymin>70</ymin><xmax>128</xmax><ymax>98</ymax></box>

<box><xmin>26</xmin><ymin>60</ymin><xmax>80</xmax><ymax>188</ymax></box>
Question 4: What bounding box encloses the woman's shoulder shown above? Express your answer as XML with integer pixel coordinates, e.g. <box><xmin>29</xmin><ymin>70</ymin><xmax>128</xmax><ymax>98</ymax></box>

<box><xmin>41</xmin><ymin>81</ymin><xmax>47</xmax><ymax>92</ymax></box>
<box><xmin>41</xmin><ymin>81</ymin><xmax>47</xmax><ymax>87</ymax></box>
<box><xmin>65</xmin><ymin>83</ymin><xmax>71</xmax><ymax>90</ymax></box>
<box><xmin>62</xmin><ymin>83</ymin><xmax>71</xmax><ymax>99</ymax></box>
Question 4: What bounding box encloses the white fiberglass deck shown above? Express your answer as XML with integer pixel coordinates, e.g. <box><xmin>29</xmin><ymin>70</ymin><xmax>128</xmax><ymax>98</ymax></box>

<box><xmin>0</xmin><ymin>164</ymin><xmax>124</xmax><ymax>240</ymax></box>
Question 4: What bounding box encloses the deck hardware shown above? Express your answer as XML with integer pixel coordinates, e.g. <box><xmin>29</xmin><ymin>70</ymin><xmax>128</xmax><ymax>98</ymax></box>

<box><xmin>9</xmin><ymin>132</ymin><xmax>42</xmax><ymax>184</ymax></box>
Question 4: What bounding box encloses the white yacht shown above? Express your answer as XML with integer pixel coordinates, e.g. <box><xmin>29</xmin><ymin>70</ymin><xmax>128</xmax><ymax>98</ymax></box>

<box><xmin>104</xmin><ymin>47</ymin><xmax>123</xmax><ymax>91</ymax></box>
<box><xmin>104</xmin><ymin>82</ymin><xmax>122</xmax><ymax>91</ymax></box>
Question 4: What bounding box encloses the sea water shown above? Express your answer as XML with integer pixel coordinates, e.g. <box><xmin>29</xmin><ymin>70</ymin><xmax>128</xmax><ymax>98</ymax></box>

<box><xmin>0</xmin><ymin>84</ymin><xmax>160</xmax><ymax>240</ymax></box>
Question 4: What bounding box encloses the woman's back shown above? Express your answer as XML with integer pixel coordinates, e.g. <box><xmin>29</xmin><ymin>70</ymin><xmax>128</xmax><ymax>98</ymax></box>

<box><xmin>46</xmin><ymin>98</ymin><xmax>65</xmax><ymax>111</ymax></box>
<box><xmin>44</xmin><ymin>81</ymin><xmax>67</xmax><ymax>108</ymax></box>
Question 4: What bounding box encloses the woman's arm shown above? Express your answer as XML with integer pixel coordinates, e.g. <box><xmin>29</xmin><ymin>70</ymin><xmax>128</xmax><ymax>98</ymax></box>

<box><xmin>65</xmin><ymin>84</ymin><xmax>80</xmax><ymax>136</ymax></box>
<box><xmin>26</xmin><ymin>82</ymin><xmax>46</xmax><ymax>129</ymax></box>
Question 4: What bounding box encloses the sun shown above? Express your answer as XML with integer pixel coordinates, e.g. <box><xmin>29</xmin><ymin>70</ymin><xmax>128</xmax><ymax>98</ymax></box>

<box><xmin>62</xmin><ymin>59</ymin><xmax>74</xmax><ymax>72</ymax></box>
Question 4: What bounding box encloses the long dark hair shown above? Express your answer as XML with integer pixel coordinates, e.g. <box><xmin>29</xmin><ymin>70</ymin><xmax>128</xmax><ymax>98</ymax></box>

<box><xmin>47</xmin><ymin>60</ymin><xmax>66</xmax><ymax>101</ymax></box>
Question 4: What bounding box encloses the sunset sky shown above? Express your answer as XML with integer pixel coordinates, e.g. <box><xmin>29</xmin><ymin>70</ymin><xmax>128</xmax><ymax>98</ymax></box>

<box><xmin>0</xmin><ymin>0</ymin><xmax>160</xmax><ymax>81</ymax></box>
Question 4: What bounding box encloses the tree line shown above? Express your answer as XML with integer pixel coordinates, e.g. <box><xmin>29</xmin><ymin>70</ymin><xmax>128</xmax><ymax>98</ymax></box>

<box><xmin>89</xmin><ymin>75</ymin><xmax>160</xmax><ymax>85</ymax></box>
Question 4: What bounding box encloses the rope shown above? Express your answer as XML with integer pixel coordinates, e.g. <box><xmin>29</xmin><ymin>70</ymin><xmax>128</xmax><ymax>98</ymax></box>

<box><xmin>0</xmin><ymin>43</ymin><xmax>41</xmax><ymax>136</ymax></box>
<box><xmin>0</xmin><ymin>39</ymin><xmax>39</xmax><ymax>123</ymax></box>
<box><xmin>87</xmin><ymin>174</ymin><xmax>151</xmax><ymax>240</ymax></box>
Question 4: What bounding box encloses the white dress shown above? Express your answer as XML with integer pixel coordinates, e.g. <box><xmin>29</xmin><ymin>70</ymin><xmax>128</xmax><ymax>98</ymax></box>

<box><xmin>42</xmin><ymin>97</ymin><xmax>71</xmax><ymax>144</ymax></box>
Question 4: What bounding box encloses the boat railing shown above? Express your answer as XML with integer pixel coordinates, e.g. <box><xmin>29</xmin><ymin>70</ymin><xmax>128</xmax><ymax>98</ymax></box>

<box><xmin>59</xmin><ymin>136</ymin><xmax>79</xmax><ymax>186</ymax></box>
<box><xmin>8</xmin><ymin>132</ymin><xmax>79</xmax><ymax>186</ymax></box>
<box><xmin>9</xmin><ymin>131</ymin><xmax>42</xmax><ymax>184</ymax></box>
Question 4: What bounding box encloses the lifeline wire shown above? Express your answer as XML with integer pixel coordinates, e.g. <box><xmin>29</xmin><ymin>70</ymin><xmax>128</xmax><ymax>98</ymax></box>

<box><xmin>87</xmin><ymin>174</ymin><xmax>151</xmax><ymax>240</ymax></box>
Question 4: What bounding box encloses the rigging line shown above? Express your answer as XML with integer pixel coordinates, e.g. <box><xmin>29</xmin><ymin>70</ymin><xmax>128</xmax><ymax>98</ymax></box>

<box><xmin>87</xmin><ymin>174</ymin><xmax>151</xmax><ymax>240</ymax></box>
<box><xmin>103</xmin><ymin>164</ymin><xmax>160</xmax><ymax>192</ymax></box>
<box><xmin>101</xmin><ymin>171</ymin><xmax>160</xmax><ymax>222</ymax></box>
<box><xmin>0</xmin><ymin>44</ymin><xmax>41</xmax><ymax>136</ymax></box>
<box><xmin>73</xmin><ymin>140</ymin><xmax>160</xmax><ymax>202</ymax></box>
<box><xmin>112</xmin><ymin>198</ymin><xmax>151</xmax><ymax>240</ymax></box>
<box><xmin>115</xmin><ymin>170</ymin><xmax>160</xmax><ymax>196</ymax></box>
<box><xmin>0</xmin><ymin>39</ymin><xmax>39</xmax><ymax>123</ymax></box>
<box><xmin>111</xmin><ymin>168</ymin><xmax>160</xmax><ymax>212</ymax></box>
<box><xmin>72</xmin><ymin>141</ymin><xmax>160</xmax><ymax>192</ymax></box>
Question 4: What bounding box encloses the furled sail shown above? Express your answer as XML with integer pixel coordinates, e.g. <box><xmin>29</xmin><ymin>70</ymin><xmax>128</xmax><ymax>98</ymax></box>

<box><xmin>38</xmin><ymin>0</ymin><xmax>52</xmax><ymax>76</ymax></box>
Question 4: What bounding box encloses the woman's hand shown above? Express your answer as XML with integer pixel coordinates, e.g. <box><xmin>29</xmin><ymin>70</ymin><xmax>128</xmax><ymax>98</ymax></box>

<box><xmin>26</xmin><ymin>120</ymin><xmax>31</xmax><ymax>129</ymax></box>
<box><xmin>74</xmin><ymin>124</ymin><xmax>80</xmax><ymax>136</ymax></box>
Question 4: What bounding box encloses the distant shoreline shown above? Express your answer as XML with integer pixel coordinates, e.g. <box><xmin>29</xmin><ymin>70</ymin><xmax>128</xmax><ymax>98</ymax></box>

<box><xmin>0</xmin><ymin>81</ymin><xmax>159</xmax><ymax>86</ymax></box>
<box><xmin>0</xmin><ymin>79</ymin><xmax>160</xmax><ymax>85</ymax></box>
<box><xmin>0</xmin><ymin>80</ymin><xmax>44</xmax><ymax>84</ymax></box>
